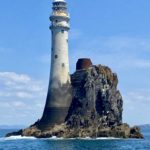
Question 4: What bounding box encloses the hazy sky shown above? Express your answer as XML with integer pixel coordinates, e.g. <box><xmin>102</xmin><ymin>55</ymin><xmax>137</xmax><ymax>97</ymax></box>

<box><xmin>0</xmin><ymin>0</ymin><xmax>150</xmax><ymax>126</ymax></box>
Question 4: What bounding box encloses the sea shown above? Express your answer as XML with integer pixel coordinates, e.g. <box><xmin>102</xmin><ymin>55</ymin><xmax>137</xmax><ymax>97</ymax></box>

<box><xmin>0</xmin><ymin>127</ymin><xmax>150</xmax><ymax>150</ymax></box>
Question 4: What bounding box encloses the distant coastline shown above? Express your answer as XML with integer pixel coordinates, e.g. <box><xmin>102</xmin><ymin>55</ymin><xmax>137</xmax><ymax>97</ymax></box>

<box><xmin>0</xmin><ymin>125</ymin><xmax>27</xmax><ymax>130</ymax></box>
<box><xmin>140</xmin><ymin>124</ymin><xmax>150</xmax><ymax>127</ymax></box>
<box><xmin>139</xmin><ymin>124</ymin><xmax>150</xmax><ymax>130</ymax></box>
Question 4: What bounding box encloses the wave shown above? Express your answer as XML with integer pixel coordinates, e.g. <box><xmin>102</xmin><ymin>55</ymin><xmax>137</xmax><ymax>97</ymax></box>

<box><xmin>76</xmin><ymin>137</ymin><xmax>121</xmax><ymax>140</ymax></box>
<box><xmin>0</xmin><ymin>136</ymin><xmax>121</xmax><ymax>141</ymax></box>
<box><xmin>47</xmin><ymin>136</ymin><xmax>65</xmax><ymax>140</ymax></box>
<box><xmin>4</xmin><ymin>135</ymin><xmax>36</xmax><ymax>141</ymax></box>
<box><xmin>47</xmin><ymin>136</ymin><xmax>121</xmax><ymax>140</ymax></box>
<box><xmin>95</xmin><ymin>137</ymin><xmax>121</xmax><ymax>140</ymax></box>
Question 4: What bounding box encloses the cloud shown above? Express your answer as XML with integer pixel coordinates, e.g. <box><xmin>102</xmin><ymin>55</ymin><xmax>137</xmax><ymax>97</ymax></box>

<box><xmin>0</xmin><ymin>72</ymin><xmax>46</xmax><ymax>99</ymax></box>
<box><xmin>134</xmin><ymin>59</ymin><xmax>150</xmax><ymax>69</ymax></box>
<box><xmin>0</xmin><ymin>72</ymin><xmax>47</xmax><ymax>125</ymax></box>
<box><xmin>122</xmin><ymin>89</ymin><xmax>150</xmax><ymax>125</ymax></box>
<box><xmin>115</xmin><ymin>57</ymin><xmax>150</xmax><ymax>69</ymax></box>
<box><xmin>124</xmin><ymin>89</ymin><xmax>150</xmax><ymax>104</ymax></box>
<box><xmin>0</xmin><ymin>72</ymin><xmax>31</xmax><ymax>86</ymax></box>
<box><xmin>98</xmin><ymin>36</ymin><xmax>150</xmax><ymax>54</ymax></box>
<box><xmin>69</xmin><ymin>36</ymin><xmax>150</xmax><ymax>71</ymax></box>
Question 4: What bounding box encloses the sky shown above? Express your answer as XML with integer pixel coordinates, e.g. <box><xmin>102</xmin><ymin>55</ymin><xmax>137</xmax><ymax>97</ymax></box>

<box><xmin>0</xmin><ymin>0</ymin><xmax>150</xmax><ymax>126</ymax></box>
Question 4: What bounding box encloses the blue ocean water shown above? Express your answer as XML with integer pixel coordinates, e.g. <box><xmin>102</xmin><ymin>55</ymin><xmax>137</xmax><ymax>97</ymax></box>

<box><xmin>0</xmin><ymin>128</ymin><xmax>150</xmax><ymax>150</ymax></box>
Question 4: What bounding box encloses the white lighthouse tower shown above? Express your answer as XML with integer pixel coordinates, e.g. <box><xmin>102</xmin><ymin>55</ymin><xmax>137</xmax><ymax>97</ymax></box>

<box><xmin>40</xmin><ymin>0</ymin><xmax>72</xmax><ymax>127</ymax></box>
<box><xmin>50</xmin><ymin>0</ymin><xmax>70</xmax><ymax>88</ymax></box>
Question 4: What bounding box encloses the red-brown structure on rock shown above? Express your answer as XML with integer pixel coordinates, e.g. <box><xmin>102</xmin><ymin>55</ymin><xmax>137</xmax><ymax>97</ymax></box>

<box><xmin>76</xmin><ymin>58</ymin><xmax>93</xmax><ymax>70</ymax></box>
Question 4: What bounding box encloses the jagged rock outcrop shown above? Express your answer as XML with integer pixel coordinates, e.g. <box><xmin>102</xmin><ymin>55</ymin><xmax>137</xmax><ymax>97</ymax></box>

<box><xmin>66</xmin><ymin>65</ymin><xmax>123</xmax><ymax>128</ymax></box>
<box><xmin>6</xmin><ymin>64</ymin><xmax>143</xmax><ymax>139</ymax></box>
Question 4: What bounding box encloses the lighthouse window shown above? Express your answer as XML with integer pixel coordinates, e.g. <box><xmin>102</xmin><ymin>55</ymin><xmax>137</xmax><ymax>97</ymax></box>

<box><xmin>55</xmin><ymin>55</ymin><xmax>58</xmax><ymax>59</ymax></box>
<box><xmin>62</xmin><ymin>63</ymin><xmax>65</xmax><ymax>67</ymax></box>
<box><xmin>61</xmin><ymin>30</ymin><xmax>64</xmax><ymax>33</ymax></box>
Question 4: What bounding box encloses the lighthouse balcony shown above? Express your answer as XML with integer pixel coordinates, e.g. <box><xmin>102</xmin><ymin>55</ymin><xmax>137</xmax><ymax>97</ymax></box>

<box><xmin>50</xmin><ymin>24</ymin><xmax>70</xmax><ymax>30</ymax></box>
<box><xmin>50</xmin><ymin>13</ymin><xmax>70</xmax><ymax>21</ymax></box>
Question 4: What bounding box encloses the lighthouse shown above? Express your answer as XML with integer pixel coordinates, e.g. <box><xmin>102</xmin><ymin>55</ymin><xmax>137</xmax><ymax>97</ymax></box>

<box><xmin>40</xmin><ymin>0</ymin><xmax>72</xmax><ymax>127</ymax></box>
<box><xmin>50</xmin><ymin>0</ymin><xmax>70</xmax><ymax>87</ymax></box>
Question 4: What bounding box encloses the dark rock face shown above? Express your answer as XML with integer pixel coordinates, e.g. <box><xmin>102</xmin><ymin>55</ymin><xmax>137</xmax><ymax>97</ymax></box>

<box><xmin>66</xmin><ymin>65</ymin><xmax>123</xmax><ymax>128</ymax></box>
<box><xmin>6</xmin><ymin>64</ymin><xmax>143</xmax><ymax>139</ymax></box>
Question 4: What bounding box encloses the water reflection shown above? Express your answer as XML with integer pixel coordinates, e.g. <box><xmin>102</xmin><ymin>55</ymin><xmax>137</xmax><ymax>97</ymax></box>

<box><xmin>43</xmin><ymin>139</ymin><xmax>77</xmax><ymax>150</ymax></box>
<box><xmin>42</xmin><ymin>139</ymin><xmax>124</xmax><ymax>150</ymax></box>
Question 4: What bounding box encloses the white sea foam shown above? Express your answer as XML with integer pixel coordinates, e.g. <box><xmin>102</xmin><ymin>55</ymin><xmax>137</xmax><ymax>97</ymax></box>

<box><xmin>4</xmin><ymin>135</ymin><xmax>36</xmax><ymax>140</ymax></box>
<box><xmin>77</xmin><ymin>137</ymin><xmax>121</xmax><ymax>140</ymax></box>
<box><xmin>77</xmin><ymin>137</ymin><xmax>92</xmax><ymax>140</ymax></box>
<box><xmin>47</xmin><ymin>136</ymin><xmax>64</xmax><ymax>140</ymax></box>
<box><xmin>0</xmin><ymin>136</ymin><xmax>121</xmax><ymax>141</ymax></box>
<box><xmin>95</xmin><ymin>137</ymin><xmax>121</xmax><ymax>140</ymax></box>
<box><xmin>46</xmin><ymin>136</ymin><xmax>122</xmax><ymax>140</ymax></box>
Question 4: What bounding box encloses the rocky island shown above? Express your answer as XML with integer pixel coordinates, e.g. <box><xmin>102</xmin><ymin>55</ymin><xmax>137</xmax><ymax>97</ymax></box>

<box><xmin>6</xmin><ymin>0</ymin><xmax>143</xmax><ymax>139</ymax></box>
<box><xmin>6</xmin><ymin>59</ymin><xmax>143</xmax><ymax>139</ymax></box>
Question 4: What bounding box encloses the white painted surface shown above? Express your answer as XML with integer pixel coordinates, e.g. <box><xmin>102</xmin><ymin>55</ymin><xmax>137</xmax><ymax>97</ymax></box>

<box><xmin>50</xmin><ymin>2</ymin><xmax>70</xmax><ymax>88</ymax></box>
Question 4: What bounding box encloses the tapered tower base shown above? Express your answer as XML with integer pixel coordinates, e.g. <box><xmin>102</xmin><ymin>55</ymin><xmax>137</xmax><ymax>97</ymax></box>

<box><xmin>39</xmin><ymin>83</ymin><xmax>72</xmax><ymax>129</ymax></box>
